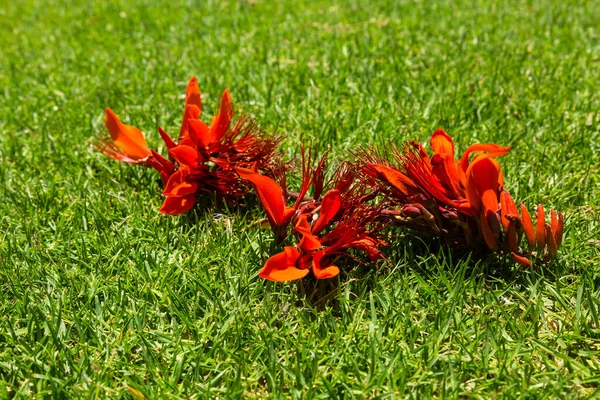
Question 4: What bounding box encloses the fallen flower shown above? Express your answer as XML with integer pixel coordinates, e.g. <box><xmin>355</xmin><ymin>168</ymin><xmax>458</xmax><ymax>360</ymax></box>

<box><xmin>95</xmin><ymin>77</ymin><xmax>281</xmax><ymax>215</ymax></box>
<box><xmin>362</xmin><ymin>129</ymin><xmax>564</xmax><ymax>267</ymax></box>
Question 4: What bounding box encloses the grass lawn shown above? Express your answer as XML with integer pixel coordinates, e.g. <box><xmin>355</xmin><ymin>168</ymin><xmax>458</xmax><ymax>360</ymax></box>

<box><xmin>1</xmin><ymin>0</ymin><xmax>600</xmax><ymax>397</ymax></box>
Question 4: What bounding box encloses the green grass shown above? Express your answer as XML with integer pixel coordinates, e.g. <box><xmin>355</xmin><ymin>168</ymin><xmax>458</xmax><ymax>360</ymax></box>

<box><xmin>1</xmin><ymin>0</ymin><xmax>600</xmax><ymax>397</ymax></box>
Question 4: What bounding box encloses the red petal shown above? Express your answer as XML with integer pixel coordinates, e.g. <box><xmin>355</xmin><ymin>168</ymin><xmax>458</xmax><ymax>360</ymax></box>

<box><xmin>546</xmin><ymin>224</ymin><xmax>558</xmax><ymax>257</ymax></box>
<box><xmin>235</xmin><ymin>167</ymin><xmax>286</xmax><ymax>227</ymax></box>
<box><xmin>500</xmin><ymin>191</ymin><xmax>520</xmax><ymax>231</ymax></box>
<box><xmin>177</xmin><ymin>77</ymin><xmax>202</xmax><ymax>143</ymax></box>
<box><xmin>158</xmin><ymin>126</ymin><xmax>177</xmax><ymax>150</ymax></box>
<box><xmin>536</xmin><ymin>204</ymin><xmax>546</xmax><ymax>250</ymax></box>
<box><xmin>550</xmin><ymin>210</ymin><xmax>559</xmax><ymax>245</ymax></box>
<box><xmin>312</xmin><ymin>250</ymin><xmax>340</xmax><ymax>280</ymax></box>
<box><xmin>479</xmin><ymin>210</ymin><xmax>498</xmax><ymax>251</ymax></box>
<box><xmin>312</xmin><ymin>189</ymin><xmax>341</xmax><ymax>235</ymax></box>
<box><xmin>159</xmin><ymin>195</ymin><xmax>196</xmax><ymax>215</ymax></box>
<box><xmin>506</xmin><ymin>218</ymin><xmax>518</xmax><ymax>254</ymax></box>
<box><xmin>104</xmin><ymin>108</ymin><xmax>151</xmax><ymax>160</ymax></box>
<box><xmin>185</xmin><ymin>77</ymin><xmax>202</xmax><ymax>113</ymax></box>
<box><xmin>458</xmin><ymin>143</ymin><xmax>510</xmax><ymax>187</ymax></box>
<box><xmin>430</xmin><ymin>129</ymin><xmax>454</xmax><ymax>155</ymax></box>
<box><xmin>178</xmin><ymin>104</ymin><xmax>201</xmax><ymax>144</ymax></box>
<box><xmin>431</xmin><ymin>153</ymin><xmax>463</xmax><ymax>197</ymax></box>
<box><xmin>520</xmin><ymin>204</ymin><xmax>536</xmax><ymax>250</ymax></box>
<box><xmin>511</xmin><ymin>252</ymin><xmax>533</xmax><ymax>268</ymax></box>
<box><xmin>369</xmin><ymin>164</ymin><xmax>418</xmax><ymax>197</ymax></box>
<box><xmin>258</xmin><ymin>247</ymin><xmax>307</xmax><ymax>282</ymax></box>
<box><xmin>467</xmin><ymin>158</ymin><xmax>500</xmax><ymax>217</ymax></box>
<box><xmin>296</xmin><ymin>216</ymin><xmax>323</xmax><ymax>252</ymax></box>
<box><xmin>556</xmin><ymin>212</ymin><xmax>564</xmax><ymax>248</ymax></box>
<box><xmin>210</xmin><ymin>89</ymin><xmax>233</xmax><ymax>143</ymax></box>
<box><xmin>168</xmin><ymin>145</ymin><xmax>201</xmax><ymax>168</ymax></box>
<box><xmin>188</xmin><ymin>119</ymin><xmax>214</xmax><ymax>150</ymax></box>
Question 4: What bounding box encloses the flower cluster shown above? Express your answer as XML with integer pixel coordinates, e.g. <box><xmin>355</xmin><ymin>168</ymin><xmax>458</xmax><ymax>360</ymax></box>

<box><xmin>95</xmin><ymin>79</ymin><xmax>565</xmax><ymax>280</ymax></box>
<box><xmin>235</xmin><ymin>154</ymin><xmax>386</xmax><ymax>281</ymax></box>
<box><xmin>96</xmin><ymin>77</ymin><xmax>281</xmax><ymax>215</ymax></box>
<box><xmin>361</xmin><ymin>129</ymin><xmax>564</xmax><ymax>268</ymax></box>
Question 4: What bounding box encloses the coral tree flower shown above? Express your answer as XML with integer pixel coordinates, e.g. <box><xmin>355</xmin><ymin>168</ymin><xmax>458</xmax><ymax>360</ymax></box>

<box><xmin>96</xmin><ymin>77</ymin><xmax>281</xmax><ymax>215</ymax></box>
<box><xmin>362</xmin><ymin>129</ymin><xmax>564</xmax><ymax>267</ymax></box>
<box><xmin>96</xmin><ymin>108</ymin><xmax>152</xmax><ymax>164</ymax></box>
<box><xmin>237</xmin><ymin>157</ymin><xmax>385</xmax><ymax>282</ymax></box>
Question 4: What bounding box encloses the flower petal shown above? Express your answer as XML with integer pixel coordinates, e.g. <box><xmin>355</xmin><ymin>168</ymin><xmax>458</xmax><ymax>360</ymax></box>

<box><xmin>178</xmin><ymin>104</ymin><xmax>201</xmax><ymax>145</ymax></box>
<box><xmin>430</xmin><ymin>128</ymin><xmax>454</xmax><ymax>155</ymax></box>
<box><xmin>235</xmin><ymin>166</ymin><xmax>286</xmax><ymax>227</ymax></box>
<box><xmin>296</xmin><ymin>215</ymin><xmax>323</xmax><ymax>252</ymax></box>
<box><xmin>312</xmin><ymin>250</ymin><xmax>340</xmax><ymax>280</ymax></box>
<box><xmin>158</xmin><ymin>126</ymin><xmax>177</xmax><ymax>150</ymax></box>
<box><xmin>369</xmin><ymin>163</ymin><xmax>419</xmax><ymax>197</ymax></box>
<box><xmin>185</xmin><ymin>76</ymin><xmax>202</xmax><ymax>113</ymax></box>
<box><xmin>159</xmin><ymin>195</ymin><xmax>196</xmax><ymax>215</ymax></box>
<box><xmin>511</xmin><ymin>252</ymin><xmax>533</xmax><ymax>268</ymax></box>
<box><xmin>520</xmin><ymin>204</ymin><xmax>536</xmax><ymax>250</ymax></box>
<box><xmin>169</xmin><ymin>145</ymin><xmax>202</xmax><ymax>169</ymax></box>
<box><xmin>479</xmin><ymin>210</ymin><xmax>498</xmax><ymax>250</ymax></box>
<box><xmin>467</xmin><ymin>158</ymin><xmax>500</xmax><ymax>217</ymax></box>
<box><xmin>188</xmin><ymin>119</ymin><xmax>214</xmax><ymax>150</ymax></box>
<box><xmin>546</xmin><ymin>224</ymin><xmax>558</xmax><ymax>257</ymax></box>
<box><xmin>258</xmin><ymin>247</ymin><xmax>307</xmax><ymax>282</ymax></box>
<box><xmin>500</xmin><ymin>190</ymin><xmax>520</xmax><ymax>231</ymax></box>
<box><xmin>536</xmin><ymin>204</ymin><xmax>546</xmax><ymax>250</ymax></box>
<box><xmin>104</xmin><ymin>108</ymin><xmax>151</xmax><ymax>160</ymax></box>
<box><xmin>210</xmin><ymin>89</ymin><xmax>233</xmax><ymax>144</ymax></box>
<box><xmin>312</xmin><ymin>189</ymin><xmax>341</xmax><ymax>235</ymax></box>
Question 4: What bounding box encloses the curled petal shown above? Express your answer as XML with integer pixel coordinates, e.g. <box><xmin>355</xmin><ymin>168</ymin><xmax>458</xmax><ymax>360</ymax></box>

<box><xmin>104</xmin><ymin>108</ymin><xmax>151</xmax><ymax>161</ymax></box>
<box><xmin>511</xmin><ymin>252</ymin><xmax>533</xmax><ymax>268</ymax></box>
<box><xmin>467</xmin><ymin>158</ymin><xmax>500</xmax><ymax>217</ymax></box>
<box><xmin>506</xmin><ymin>218</ymin><xmax>518</xmax><ymax>254</ymax></box>
<box><xmin>312</xmin><ymin>250</ymin><xmax>340</xmax><ymax>280</ymax></box>
<box><xmin>430</xmin><ymin>129</ymin><xmax>454</xmax><ymax>155</ymax></box>
<box><xmin>160</xmin><ymin>195</ymin><xmax>196</xmax><ymax>215</ymax></box>
<box><xmin>546</xmin><ymin>224</ymin><xmax>558</xmax><ymax>257</ymax></box>
<box><xmin>210</xmin><ymin>89</ymin><xmax>233</xmax><ymax>144</ymax></box>
<box><xmin>536</xmin><ymin>204</ymin><xmax>546</xmax><ymax>250</ymax></box>
<box><xmin>259</xmin><ymin>247</ymin><xmax>307</xmax><ymax>282</ymax></box>
<box><xmin>235</xmin><ymin>166</ymin><xmax>286</xmax><ymax>227</ymax></box>
<box><xmin>520</xmin><ymin>204</ymin><xmax>536</xmax><ymax>250</ymax></box>
<box><xmin>459</xmin><ymin>143</ymin><xmax>510</xmax><ymax>175</ymax></box>
<box><xmin>479</xmin><ymin>210</ymin><xmax>498</xmax><ymax>251</ymax></box>
<box><xmin>369</xmin><ymin>163</ymin><xmax>419</xmax><ymax>197</ymax></box>
<box><xmin>312</xmin><ymin>189</ymin><xmax>341</xmax><ymax>235</ymax></box>
<box><xmin>500</xmin><ymin>191</ymin><xmax>520</xmax><ymax>231</ymax></box>
<box><xmin>158</xmin><ymin>127</ymin><xmax>177</xmax><ymax>150</ymax></box>
<box><xmin>296</xmin><ymin>216</ymin><xmax>323</xmax><ymax>252</ymax></box>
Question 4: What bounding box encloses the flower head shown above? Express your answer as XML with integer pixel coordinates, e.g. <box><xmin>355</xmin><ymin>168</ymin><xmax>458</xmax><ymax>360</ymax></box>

<box><xmin>362</xmin><ymin>129</ymin><xmax>564</xmax><ymax>267</ymax></box>
<box><xmin>95</xmin><ymin>77</ymin><xmax>281</xmax><ymax>215</ymax></box>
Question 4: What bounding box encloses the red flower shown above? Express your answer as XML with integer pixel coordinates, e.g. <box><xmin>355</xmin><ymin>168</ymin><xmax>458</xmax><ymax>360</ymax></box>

<box><xmin>362</xmin><ymin>129</ymin><xmax>564</xmax><ymax>266</ymax></box>
<box><xmin>96</xmin><ymin>77</ymin><xmax>281</xmax><ymax>215</ymax></box>
<box><xmin>237</xmin><ymin>159</ymin><xmax>385</xmax><ymax>282</ymax></box>
<box><xmin>259</xmin><ymin>190</ymin><xmax>383</xmax><ymax>282</ymax></box>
